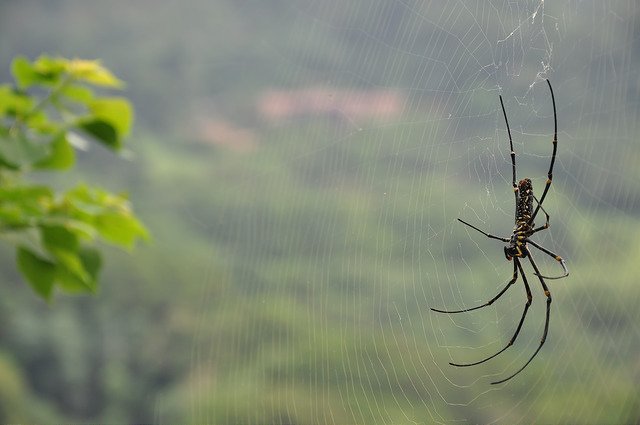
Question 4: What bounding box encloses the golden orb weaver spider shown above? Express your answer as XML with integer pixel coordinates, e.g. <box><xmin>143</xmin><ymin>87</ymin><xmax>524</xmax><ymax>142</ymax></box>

<box><xmin>432</xmin><ymin>79</ymin><xmax>569</xmax><ymax>385</ymax></box>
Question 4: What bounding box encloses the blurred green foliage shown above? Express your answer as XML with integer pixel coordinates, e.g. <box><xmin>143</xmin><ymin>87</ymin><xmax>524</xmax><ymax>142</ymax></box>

<box><xmin>0</xmin><ymin>56</ymin><xmax>148</xmax><ymax>299</ymax></box>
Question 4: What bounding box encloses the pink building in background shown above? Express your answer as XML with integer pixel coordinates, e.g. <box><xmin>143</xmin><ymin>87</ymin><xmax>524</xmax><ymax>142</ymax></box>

<box><xmin>194</xmin><ymin>87</ymin><xmax>405</xmax><ymax>151</ymax></box>
<box><xmin>258</xmin><ymin>88</ymin><xmax>404</xmax><ymax>123</ymax></box>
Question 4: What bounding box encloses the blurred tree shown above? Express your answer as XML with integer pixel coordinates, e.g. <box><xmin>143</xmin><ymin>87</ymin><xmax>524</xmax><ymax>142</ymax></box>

<box><xmin>0</xmin><ymin>55</ymin><xmax>148</xmax><ymax>299</ymax></box>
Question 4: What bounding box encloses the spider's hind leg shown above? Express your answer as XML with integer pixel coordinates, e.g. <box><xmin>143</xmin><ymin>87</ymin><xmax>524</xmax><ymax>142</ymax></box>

<box><xmin>449</xmin><ymin>259</ymin><xmax>532</xmax><ymax>369</ymax></box>
<box><xmin>491</xmin><ymin>250</ymin><xmax>551</xmax><ymax>384</ymax></box>
<box><xmin>431</xmin><ymin>261</ymin><xmax>518</xmax><ymax>315</ymax></box>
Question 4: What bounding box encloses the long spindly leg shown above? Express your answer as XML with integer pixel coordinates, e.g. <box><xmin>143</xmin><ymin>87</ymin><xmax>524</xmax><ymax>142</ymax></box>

<box><xmin>530</xmin><ymin>79</ymin><xmax>557</xmax><ymax>224</ymax></box>
<box><xmin>499</xmin><ymin>94</ymin><xmax>519</xmax><ymax>207</ymax></box>
<box><xmin>529</xmin><ymin>194</ymin><xmax>550</xmax><ymax>235</ymax></box>
<box><xmin>457</xmin><ymin>218</ymin><xmax>509</xmax><ymax>243</ymax></box>
<box><xmin>491</xmin><ymin>250</ymin><xmax>551</xmax><ymax>385</ymax></box>
<box><xmin>449</xmin><ymin>259</ymin><xmax>532</xmax><ymax>368</ymax></box>
<box><xmin>526</xmin><ymin>239</ymin><xmax>569</xmax><ymax>279</ymax></box>
<box><xmin>431</xmin><ymin>261</ymin><xmax>518</xmax><ymax>314</ymax></box>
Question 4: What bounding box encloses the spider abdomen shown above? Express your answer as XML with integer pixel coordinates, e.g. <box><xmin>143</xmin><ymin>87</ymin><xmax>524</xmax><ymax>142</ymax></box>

<box><xmin>516</xmin><ymin>178</ymin><xmax>535</xmax><ymax>226</ymax></box>
<box><xmin>504</xmin><ymin>179</ymin><xmax>536</xmax><ymax>260</ymax></box>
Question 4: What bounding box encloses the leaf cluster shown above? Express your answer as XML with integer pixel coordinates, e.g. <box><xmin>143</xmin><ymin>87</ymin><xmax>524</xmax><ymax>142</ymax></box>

<box><xmin>0</xmin><ymin>56</ymin><xmax>148</xmax><ymax>299</ymax></box>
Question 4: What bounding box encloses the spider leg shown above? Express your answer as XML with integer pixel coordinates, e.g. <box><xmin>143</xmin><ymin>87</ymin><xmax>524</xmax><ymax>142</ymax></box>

<box><xmin>529</xmin><ymin>194</ymin><xmax>550</xmax><ymax>235</ymax></box>
<box><xmin>492</xmin><ymin>250</ymin><xmax>551</xmax><ymax>384</ymax></box>
<box><xmin>457</xmin><ymin>218</ymin><xmax>509</xmax><ymax>242</ymax></box>
<box><xmin>526</xmin><ymin>239</ymin><xmax>569</xmax><ymax>279</ymax></box>
<box><xmin>431</xmin><ymin>261</ymin><xmax>518</xmax><ymax>314</ymax></box>
<box><xmin>449</xmin><ymin>259</ymin><xmax>532</xmax><ymax>368</ymax></box>
<box><xmin>529</xmin><ymin>79</ymin><xmax>557</xmax><ymax>225</ymax></box>
<box><xmin>499</xmin><ymin>95</ymin><xmax>518</xmax><ymax>207</ymax></box>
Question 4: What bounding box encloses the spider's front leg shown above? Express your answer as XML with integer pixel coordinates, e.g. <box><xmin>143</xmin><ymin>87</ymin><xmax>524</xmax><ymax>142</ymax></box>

<box><xmin>529</xmin><ymin>79</ymin><xmax>558</xmax><ymax>225</ymax></box>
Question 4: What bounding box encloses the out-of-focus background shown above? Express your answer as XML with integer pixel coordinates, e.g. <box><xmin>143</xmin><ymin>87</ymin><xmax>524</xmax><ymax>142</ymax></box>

<box><xmin>1</xmin><ymin>1</ymin><xmax>639</xmax><ymax>423</ymax></box>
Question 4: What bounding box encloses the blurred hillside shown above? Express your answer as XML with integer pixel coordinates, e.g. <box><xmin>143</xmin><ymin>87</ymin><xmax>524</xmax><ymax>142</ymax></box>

<box><xmin>1</xmin><ymin>1</ymin><xmax>639</xmax><ymax>423</ymax></box>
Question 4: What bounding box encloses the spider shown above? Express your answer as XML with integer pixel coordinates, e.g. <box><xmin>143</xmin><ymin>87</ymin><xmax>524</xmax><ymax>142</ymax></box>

<box><xmin>432</xmin><ymin>79</ymin><xmax>568</xmax><ymax>385</ymax></box>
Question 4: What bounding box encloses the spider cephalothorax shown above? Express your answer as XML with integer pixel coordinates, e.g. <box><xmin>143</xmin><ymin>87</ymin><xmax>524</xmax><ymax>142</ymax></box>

<box><xmin>432</xmin><ymin>80</ymin><xmax>569</xmax><ymax>385</ymax></box>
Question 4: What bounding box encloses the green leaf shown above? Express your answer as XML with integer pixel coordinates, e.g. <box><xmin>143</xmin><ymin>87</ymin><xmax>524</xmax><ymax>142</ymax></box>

<box><xmin>0</xmin><ymin>133</ymin><xmax>51</xmax><ymax>169</ymax></box>
<box><xmin>61</xmin><ymin>84</ymin><xmax>95</xmax><ymax>104</ymax></box>
<box><xmin>53</xmin><ymin>250</ymin><xmax>91</xmax><ymax>285</ymax></box>
<box><xmin>95</xmin><ymin>210</ymin><xmax>149</xmax><ymax>249</ymax></box>
<box><xmin>52</xmin><ymin>247</ymin><xmax>100</xmax><ymax>293</ymax></box>
<box><xmin>78</xmin><ymin>119</ymin><xmax>118</xmax><ymax>149</ymax></box>
<box><xmin>0</xmin><ymin>85</ymin><xmax>10</xmax><ymax>116</ymax></box>
<box><xmin>79</xmin><ymin>97</ymin><xmax>133</xmax><ymax>150</ymax></box>
<box><xmin>79</xmin><ymin>247</ymin><xmax>102</xmax><ymax>283</ymax></box>
<box><xmin>57</xmin><ymin>185</ymin><xmax>149</xmax><ymax>249</ymax></box>
<box><xmin>0</xmin><ymin>185</ymin><xmax>52</xmax><ymax>227</ymax></box>
<box><xmin>17</xmin><ymin>247</ymin><xmax>56</xmax><ymax>300</ymax></box>
<box><xmin>55</xmin><ymin>264</ymin><xmax>95</xmax><ymax>293</ymax></box>
<box><xmin>39</xmin><ymin>225</ymin><xmax>97</xmax><ymax>292</ymax></box>
<box><xmin>12</xmin><ymin>56</ymin><xmax>65</xmax><ymax>88</ymax></box>
<box><xmin>53</xmin><ymin>220</ymin><xmax>98</xmax><ymax>241</ymax></box>
<box><xmin>57</xmin><ymin>184</ymin><xmax>106</xmax><ymax>218</ymax></box>
<box><xmin>0</xmin><ymin>185</ymin><xmax>53</xmax><ymax>202</ymax></box>
<box><xmin>0</xmin><ymin>84</ymin><xmax>34</xmax><ymax>118</ymax></box>
<box><xmin>32</xmin><ymin>56</ymin><xmax>67</xmax><ymax>78</ymax></box>
<box><xmin>87</xmin><ymin>97</ymin><xmax>133</xmax><ymax>149</ymax></box>
<box><xmin>66</xmin><ymin>59</ymin><xmax>124</xmax><ymax>88</ymax></box>
<box><xmin>94</xmin><ymin>98</ymin><xmax>132</xmax><ymax>136</ymax></box>
<box><xmin>11</xmin><ymin>56</ymin><xmax>42</xmax><ymax>89</ymax></box>
<box><xmin>34</xmin><ymin>134</ymin><xmax>76</xmax><ymax>170</ymax></box>
<box><xmin>41</xmin><ymin>225</ymin><xmax>80</xmax><ymax>254</ymax></box>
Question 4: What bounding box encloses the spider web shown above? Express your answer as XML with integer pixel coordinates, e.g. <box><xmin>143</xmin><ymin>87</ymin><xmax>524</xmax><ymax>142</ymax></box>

<box><xmin>184</xmin><ymin>1</ymin><xmax>640</xmax><ymax>423</ymax></box>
